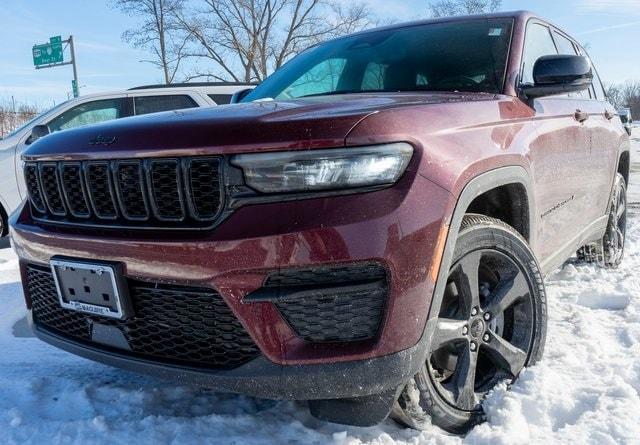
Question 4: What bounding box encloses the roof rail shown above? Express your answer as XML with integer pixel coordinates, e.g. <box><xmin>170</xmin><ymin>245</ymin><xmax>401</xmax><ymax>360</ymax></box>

<box><xmin>128</xmin><ymin>81</ymin><xmax>258</xmax><ymax>90</ymax></box>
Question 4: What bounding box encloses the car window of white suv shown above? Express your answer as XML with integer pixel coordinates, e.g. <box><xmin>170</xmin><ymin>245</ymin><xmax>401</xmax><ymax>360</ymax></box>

<box><xmin>133</xmin><ymin>95</ymin><xmax>198</xmax><ymax>116</ymax></box>
<box><xmin>48</xmin><ymin>98</ymin><xmax>129</xmax><ymax>132</ymax></box>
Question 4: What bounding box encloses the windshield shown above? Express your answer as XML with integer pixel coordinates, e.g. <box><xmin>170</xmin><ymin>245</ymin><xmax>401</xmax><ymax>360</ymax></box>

<box><xmin>2</xmin><ymin>100</ymin><xmax>70</xmax><ymax>140</ymax></box>
<box><xmin>243</xmin><ymin>18</ymin><xmax>514</xmax><ymax>102</ymax></box>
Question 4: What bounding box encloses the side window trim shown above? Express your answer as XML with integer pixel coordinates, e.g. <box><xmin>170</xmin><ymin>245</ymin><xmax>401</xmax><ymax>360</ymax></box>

<box><xmin>519</xmin><ymin>19</ymin><xmax>558</xmax><ymax>87</ymax></box>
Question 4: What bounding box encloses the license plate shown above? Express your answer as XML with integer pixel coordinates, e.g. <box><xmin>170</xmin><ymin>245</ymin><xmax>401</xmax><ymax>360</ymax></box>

<box><xmin>50</xmin><ymin>258</ymin><xmax>131</xmax><ymax>320</ymax></box>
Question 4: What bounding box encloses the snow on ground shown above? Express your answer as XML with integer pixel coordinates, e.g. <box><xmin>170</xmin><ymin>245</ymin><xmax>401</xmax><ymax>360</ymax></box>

<box><xmin>1</xmin><ymin>133</ymin><xmax>640</xmax><ymax>445</ymax></box>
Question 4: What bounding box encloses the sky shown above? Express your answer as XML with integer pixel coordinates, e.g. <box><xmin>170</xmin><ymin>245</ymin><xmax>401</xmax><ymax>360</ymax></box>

<box><xmin>1</xmin><ymin>0</ymin><xmax>639</xmax><ymax>108</ymax></box>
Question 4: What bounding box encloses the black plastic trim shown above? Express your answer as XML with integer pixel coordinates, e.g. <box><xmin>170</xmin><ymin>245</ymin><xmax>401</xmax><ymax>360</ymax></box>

<box><xmin>31</xmin><ymin>313</ymin><xmax>423</xmax><ymax>401</ymax></box>
<box><xmin>84</xmin><ymin>161</ymin><xmax>120</xmax><ymax>220</ymax></box>
<box><xmin>113</xmin><ymin>160</ymin><xmax>151</xmax><ymax>221</ymax></box>
<box><xmin>39</xmin><ymin>162</ymin><xmax>67</xmax><ymax>217</ymax></box>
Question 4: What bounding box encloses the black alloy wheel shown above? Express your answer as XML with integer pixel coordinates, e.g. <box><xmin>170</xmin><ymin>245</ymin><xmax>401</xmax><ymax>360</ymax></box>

<box><xmin>392</xmin><ymin>214</ymin><xmax>547</xmax><ymax>434</ymax></box>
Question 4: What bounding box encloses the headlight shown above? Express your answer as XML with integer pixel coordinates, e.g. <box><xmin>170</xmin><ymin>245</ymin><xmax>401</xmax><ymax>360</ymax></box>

<box><xmin>231</xmin><ymin>143</ymin><xmax>413</xmax><ymax>193</ymax></box>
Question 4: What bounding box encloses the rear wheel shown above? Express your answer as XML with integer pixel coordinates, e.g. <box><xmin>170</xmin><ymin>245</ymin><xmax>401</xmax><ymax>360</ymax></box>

<box><xmin>0</xmin><ymin>204</ymin><xmax>6</xmax><ymax>237</ymax></box>
<box><xmin>392</xmin><ymin>215</ymin><xmax>547</xmax><ymax>433</ymax></box>
<box><xmin>577</xmin><ymin>173</ymin><xmax>626</xmax><ymax>268</ymax></box>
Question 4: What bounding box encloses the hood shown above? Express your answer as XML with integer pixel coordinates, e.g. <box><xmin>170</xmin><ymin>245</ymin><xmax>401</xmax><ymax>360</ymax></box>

<box><xmin>24</xmin><ymin>92</ymin><xmax>496</xmax><ymax>160</ymax></box>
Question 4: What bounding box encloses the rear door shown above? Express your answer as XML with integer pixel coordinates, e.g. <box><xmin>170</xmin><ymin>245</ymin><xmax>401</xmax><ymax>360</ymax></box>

<box><xmin>568</xmin><ymin>40</ymin><xmax>619</xmax><ymax>219</ymax></box>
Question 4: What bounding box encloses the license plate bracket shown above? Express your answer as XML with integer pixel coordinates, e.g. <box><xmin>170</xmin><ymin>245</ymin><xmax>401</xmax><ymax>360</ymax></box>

<box><xmin>50</xmin><ymin>258</ymin><xmax>132</xmax><ymax>320</ymax></box>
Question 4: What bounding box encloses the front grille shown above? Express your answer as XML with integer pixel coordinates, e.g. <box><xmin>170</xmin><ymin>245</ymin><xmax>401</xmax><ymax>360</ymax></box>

<box><xmin>258</xmin><ymin>263</ymin><xmax>388</xmax><ymax>343</ymax></box>
<box><xmin>27</xmin><ymin>264</ymin><xmax>260</xmax><ymax>369</ymax></box>
<box><xmin>25</xmin><ymin>157</ymin><xmax>223</xmax><ymax>229</ymax></box>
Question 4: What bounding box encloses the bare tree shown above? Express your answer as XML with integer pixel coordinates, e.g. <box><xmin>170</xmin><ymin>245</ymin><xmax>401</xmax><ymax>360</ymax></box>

<box><xmin>112</xmin><ymin>0</ymin><xmax>189</xmax><ymax>84</ymax></box>
<box><xmin>605</xmin><ymin>83</ymin><xmax>624</xmax><ymax>109</ymax></box>
<box><xmin>606</xmin><ymin>81</ymin><xmax>640</xmax><ymax>118</ymax></box>
<box><xmin>429</xmin><ymin>0</ymin><xmax>502</xmax><ymax>17</ymax></box>
<box><xmin>0</xmin><ymin>97</ymin><xmax>38</xmax><ymax>138</ymax></box>
<box><xmin>176</xmin><ymin>0</ymin><xmax>374</xmax><ymax>83</ymax></box>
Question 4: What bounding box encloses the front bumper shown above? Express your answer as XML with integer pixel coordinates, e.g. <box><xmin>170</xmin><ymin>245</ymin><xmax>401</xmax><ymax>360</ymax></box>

<box><xmin>31</xmin><ymin>312</ymin><xmax>426</xmax><ymax>400</ymax></box>
<box><xmin>12</xmin><ymin>170</ymin><xmax>452</xmax><ymax>398</ymax></box>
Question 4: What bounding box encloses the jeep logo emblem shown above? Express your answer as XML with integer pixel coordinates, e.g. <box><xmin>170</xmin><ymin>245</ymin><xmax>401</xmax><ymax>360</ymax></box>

<box><xmin>89</xmin><ymin>135</ymin><xmax>117</xmax><ymax>146</ymax></box>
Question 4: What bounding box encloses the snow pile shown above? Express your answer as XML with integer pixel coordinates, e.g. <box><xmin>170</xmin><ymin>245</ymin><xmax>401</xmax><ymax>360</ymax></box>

<box><xmin>0</xmin><ymin>137</ymin><xmax>639</xmax><ymax>444</ymax></box>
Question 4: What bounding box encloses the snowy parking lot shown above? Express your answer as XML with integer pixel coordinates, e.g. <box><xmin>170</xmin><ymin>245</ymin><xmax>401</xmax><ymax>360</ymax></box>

<box><xmin>1</xmin><ymin>132</ymin><xmax>639</xmax><ymax>445</ymax></box>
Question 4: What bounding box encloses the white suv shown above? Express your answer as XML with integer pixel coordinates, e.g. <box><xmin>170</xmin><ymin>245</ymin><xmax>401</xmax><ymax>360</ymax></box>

<box><xmin>0</xmin><ymin>83</ymin><xmax>253</xmax><ymax>235</ymax></box>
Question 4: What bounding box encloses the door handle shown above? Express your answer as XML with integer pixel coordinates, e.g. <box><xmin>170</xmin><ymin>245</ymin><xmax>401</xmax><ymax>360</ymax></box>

<box><xmin>574</xmin><ymin>110</ymin><xmax>589</xmax><ymax>123</ymax></box>
<box><xmin>604</xmin><ymin>110</ymin><xmax>615</xmax><ymax>121</ymax></box>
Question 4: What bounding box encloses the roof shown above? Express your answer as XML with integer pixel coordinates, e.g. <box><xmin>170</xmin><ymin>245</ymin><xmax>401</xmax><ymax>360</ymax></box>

<box><xmin>128</xmin><ymin>82</ymin><xmax>257</xmax><ymax>90</ymax></box>
<box><xmin>339</xmin><ymin>10</ymin><xmax>543</xmax><ymax>38</ymax></box>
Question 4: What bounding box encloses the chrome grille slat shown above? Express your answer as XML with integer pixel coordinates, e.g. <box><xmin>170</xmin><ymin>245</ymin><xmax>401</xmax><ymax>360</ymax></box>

<box><xmin>23</xmin><ymin>157</ymin><xmax>223</xmax><ymax>229</ymax></box>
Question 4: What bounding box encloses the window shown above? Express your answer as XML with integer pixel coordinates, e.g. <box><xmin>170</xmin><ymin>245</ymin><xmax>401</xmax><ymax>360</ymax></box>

<box><xmin>47</xmin><ymin>98</ymin><xmax>129</xmax><ymax>132</ymax></box>
<box><xmin>574</xmin><ymin>45</ymin><xmax>606</xmax><ymax>101</ymax></box>
<box><xmin>207</xmin><ymin>94</ymin><xmax>233</xmax><ymax>105</ymax></box>
<box><xmin>243</xmin><ymin>18</ymin><xmax>515</xmax><ymax>101</ymax></box>
<box><xmin>280</xmin><ymin>58</ymin><xmax>347</xmax><ymax>99</ymax></box>
<box><xmin>552</xmin><ymin>31</ymin><xmax>577</xmax><ymax>56</ymax></box>
<box><xmin>521</xmin><ymin>23</ymin><xmax>558</xmax><ymax>85</ymax></box>
<box><xmin>552</xmin><ymin>31</ymin><xmax>590</xmax><ymax>99</ymax></box>
<box><xmin>134</xmin><ymin>95</ymin><xmax>197</xmax><ymax>116</ymax></box>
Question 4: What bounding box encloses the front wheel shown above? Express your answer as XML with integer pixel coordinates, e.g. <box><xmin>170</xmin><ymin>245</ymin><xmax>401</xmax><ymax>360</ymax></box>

<box><xmin>392</xmin><ymin>215</ymin><xmax>547</xmax><ymax>434</ymax></box>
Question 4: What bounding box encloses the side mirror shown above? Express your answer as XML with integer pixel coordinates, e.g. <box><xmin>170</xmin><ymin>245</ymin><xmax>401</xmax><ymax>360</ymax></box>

<box><xmin>230</xmin><ymin>88</ymin><xmax>254</xmax><ymax>104</ymax></box>
<box><xmin>521</xmin><ymin>55</ymin><xmax>593</xmax><ymax>99</ymax></box>
<box><xmin>26</xmin><ymin>124</ymin><xmax>50</xmax><ymax>145</ymax></box>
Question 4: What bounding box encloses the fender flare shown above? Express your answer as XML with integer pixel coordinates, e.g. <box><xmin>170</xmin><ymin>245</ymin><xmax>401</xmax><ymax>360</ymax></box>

<box><xmin>417</xmin><ymin>166</ymin><xmax>536</xmax><ymax>363</ymax></box>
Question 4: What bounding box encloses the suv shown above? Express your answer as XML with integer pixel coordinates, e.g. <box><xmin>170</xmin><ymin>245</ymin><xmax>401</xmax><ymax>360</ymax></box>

<box><xmin>618</xmin><ymin>107</ymin><xmax>633</xmax><ymax>135</ymax></box>
<box><xmin>0</xmin><ymin>82</ymin><xmax>253</xmax><ymax>234</ymax></box>
<box><xmin>11</xmin><ymin>12</ymin><xmax>629</xmax><ymax>433</ymax></box>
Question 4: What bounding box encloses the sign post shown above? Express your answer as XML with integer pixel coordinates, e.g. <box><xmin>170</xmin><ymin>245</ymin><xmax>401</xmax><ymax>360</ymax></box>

<box><xmin>32</xmin><ymin>35</ymin><xmax>80</xmax><ymax>97</ymax></box>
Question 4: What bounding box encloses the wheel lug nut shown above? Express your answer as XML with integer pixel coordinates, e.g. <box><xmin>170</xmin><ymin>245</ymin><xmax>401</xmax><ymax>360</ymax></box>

<box><xmin>470</xmin><ymin>341</ymin><xmax>477</xmax><ymax>352</ymax></box>
<box><xmin>483</xmin><ymin>333</ymin><xmax>490</xmax><ymax>342</ymax></box>
<box><xmin>483</xmin><ymin>312</ymin><xmax>491</xmax><ymax>321</ymax></box>
<box><xmin>471</xmin><ymin>307</ymin><xmax>478</xmax><ymax>316</ymax></box>
<box><xmin>462</xmin><ymin>326</ymin><xmax>468</xmax><ymax>335</ymax></box>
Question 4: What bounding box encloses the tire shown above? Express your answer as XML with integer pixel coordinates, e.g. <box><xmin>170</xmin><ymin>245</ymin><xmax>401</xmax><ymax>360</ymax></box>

<box><xmin>577</xmin><ymin>173</ymin><xmax>627</xmax><ymax>268</ymax></box>
<box><xmin>392</xmin><ymin>214</ymin><xmax>547</xmax><ymax>434</ymax></box>
<box><xmin>0</xmin><ymin>205</ymin><xmax>6</xmax><ymax>237</ymax></box>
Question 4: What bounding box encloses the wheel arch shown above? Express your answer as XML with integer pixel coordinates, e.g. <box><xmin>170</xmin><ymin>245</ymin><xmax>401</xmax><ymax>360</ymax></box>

<box><xmin>423</xmin><ymin>166</ymin><xmax>535</xmax><ymax>348</ymax></box>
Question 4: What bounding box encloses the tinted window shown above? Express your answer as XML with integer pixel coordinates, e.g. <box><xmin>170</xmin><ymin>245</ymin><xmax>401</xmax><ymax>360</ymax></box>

<box><xmin>552</xmin><ymin>31</ymin><xmax>590</xmax><ymax>99</ymax></box>
<box><xmin>48</xmin><ymin>98</ymin><xmax>128</xmax><ymax>132</ymax></box>
<box><xmin>244</xmin><ymin>18</ymin><xmax>514</xmax><ymax>100</ymax></box>
<box><xmin>207</xmin><ymin>94</ymin><xmax>233</xmax><ymax>105</ymax></box>
<box><xmin>588</xmin><ymin>58</ymin><xmax>606</xmax><ymax>100</ymax></box>
<box><xmin>552</xmin><ymin>31</ymin><xmax>577</xmax><ymax>56</ymax></box>
<box><xmin>522</xmin><ymin>23</ymin><xmax>558</xmax><ymax>85</ymax></box>
<box><xmin>574</xmin><ymin>45</ymin><xmax>606</xmax><ymax>100</ymax></box>
<box><xmin>134</xmin><ymin>95</ymin><xmax>197</xmax><ymax>116</ymax></box>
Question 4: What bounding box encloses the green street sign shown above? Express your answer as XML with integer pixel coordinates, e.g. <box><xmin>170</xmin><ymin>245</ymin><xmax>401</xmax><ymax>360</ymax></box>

<box><xmin>32</xmin><ymin>36</ymin><xmax>64</xmax><ymax>66</ymax></box>
<box><xmin>71</xmin><ymin>79</ymin><xmax>79</xmax><ymax>98</ymax></box>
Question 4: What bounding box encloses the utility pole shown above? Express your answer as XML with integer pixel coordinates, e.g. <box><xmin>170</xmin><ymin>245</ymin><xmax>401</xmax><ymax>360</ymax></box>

<box><xmin>69</xmin><ymin>35</ymin><xmax>79</xmax><ymax>97</ymax></box>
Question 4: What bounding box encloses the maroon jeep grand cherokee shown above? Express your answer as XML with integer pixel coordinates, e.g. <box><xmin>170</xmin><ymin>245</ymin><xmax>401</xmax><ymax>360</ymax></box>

<box><xmin>11</xmin><ymin>11</ymin><xmax>629</xmax><ymax>433</ymax></box>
